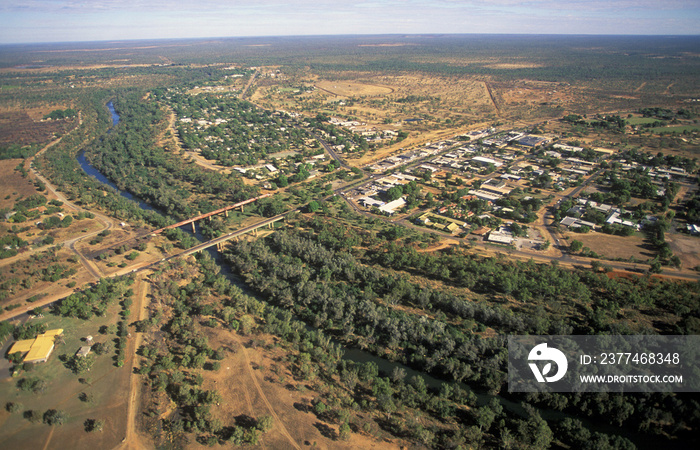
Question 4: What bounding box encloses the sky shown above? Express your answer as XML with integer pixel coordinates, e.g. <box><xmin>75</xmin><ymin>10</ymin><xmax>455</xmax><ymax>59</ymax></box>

<box><xmin>1</xmin><ymin>0</ymin><xmax>699</xmax><ymax>44</ymax></box>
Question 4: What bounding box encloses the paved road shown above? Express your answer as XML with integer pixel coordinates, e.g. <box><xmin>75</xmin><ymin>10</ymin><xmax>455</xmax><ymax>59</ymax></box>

<box><xmin>314</xmin><ymin>133</ymin><xmax>352</xmax><ymax>170</ymax></box>
<box><xmin>240</xmin><ymin>69</ymin><xmax>259</xmax><ymax>99</ymax></box>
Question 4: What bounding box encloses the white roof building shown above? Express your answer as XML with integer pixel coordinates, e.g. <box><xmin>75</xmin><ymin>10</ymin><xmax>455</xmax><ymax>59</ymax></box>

<box><xmin>487</xmin><ymin>229</ymin><xmax>514</xmax><ymax>244</ymax></box>
<box><xmin>472</xmin><ymin>156</ymin><xmax>503</xmax><ymax>167</ymax></box>
<box><xmin>560</xmin><ymin>217</ymin><xmax>596</xmax><ymax>229</ymax></box>
<box><xmin>378</xmin><ymin>198</ymin><xmax>407</xmax><ymax>215</ymax></box>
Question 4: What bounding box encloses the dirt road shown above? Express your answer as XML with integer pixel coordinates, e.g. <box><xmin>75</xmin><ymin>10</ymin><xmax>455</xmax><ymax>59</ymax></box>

<box><xmin>116</xmin><ymin>274</ymin><xmax>150</xmax><ymax>450</ymax></box>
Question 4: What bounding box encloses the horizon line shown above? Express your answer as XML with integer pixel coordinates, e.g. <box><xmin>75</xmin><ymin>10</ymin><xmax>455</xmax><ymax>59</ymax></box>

<box><xmin>3</xmin><ymin>32</ymin><xmax>700</xmax><ymax>47</ymax></box>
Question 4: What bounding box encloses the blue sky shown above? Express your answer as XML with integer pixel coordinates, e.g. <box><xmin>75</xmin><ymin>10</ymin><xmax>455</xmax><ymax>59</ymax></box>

<box><xmin>1</xmin><ymin>1</ymin><xmax>699</xmax><ymax>44</ymax></box>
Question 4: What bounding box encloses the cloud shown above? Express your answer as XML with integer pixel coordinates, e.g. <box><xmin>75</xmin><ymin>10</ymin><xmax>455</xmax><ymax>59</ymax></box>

<box><xmin>1</xmin><ymin>0</ymin><xmax>698</xmax><ymax>43</ymax></box>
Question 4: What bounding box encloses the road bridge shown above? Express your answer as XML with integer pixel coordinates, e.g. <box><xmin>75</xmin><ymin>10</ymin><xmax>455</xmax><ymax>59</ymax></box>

<box><xmin>164</xmin><ymin>210</ymin><xmax>293</xmax><ymax>260</ymax></box>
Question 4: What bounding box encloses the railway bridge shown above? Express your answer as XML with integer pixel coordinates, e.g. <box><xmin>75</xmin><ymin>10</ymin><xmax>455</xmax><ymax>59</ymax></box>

<box><xmin>152</xmin><ymin>194</ymin><xmax>271</xmax><ymax>234</ymax></box>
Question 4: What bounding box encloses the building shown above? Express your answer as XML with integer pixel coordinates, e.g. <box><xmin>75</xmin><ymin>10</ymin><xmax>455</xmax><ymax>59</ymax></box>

<box><xmin>515</xmin><ymin>135</ymin><xmax>548</xmax><ymax>148</ymax></box>
<box><xmin>468</xmin><ymin>189</ymin><xmax>502</xmax><ymax>202</ymax></box>
<box><xmin>471</xmin><ymin>156</ymin><xmax>503</xmax><ymax>168</ymax></box>
<box><xmin>445</xmin><ymin>222</ymin><xmax>461</xmax><ymax>233</ymax></box>
<box><xmin>593</xmin><ymin>147</ymin><xmax>615</xmax><ymax>156</ymax></box>
<box><xmin>553</xmin><ymin>143</ymin><xmax>584</xmax><ymax>153</ymax></box>
<box><xmin>9</xmin><ymin>329</ymin><xmax>63</xmax><ymax>364</ymax></box>
<box><xmin>378</xmin><ymin>198</ymin><xmax>407</xmax><ymax>215</ymax></box>
<box><xmin>471</xmin><ymin>226</ymin><xmax>491</xmax><ymax>236</ymax></box>
<box><xmin>487</xmin><ymin>228</ymin><xmax>514</xmax><ymax>244</ymax></box>
<box><xmin>606</xmin><ymin>212</ymin><xmax>638</xmax><ymax>229</ymax></box>
<box><xmin>480</xmin><ymin>179</ymin><xmax>513</xmax><ymax>196</ymax></box>
<box><xmin>560</xmin><ymin>217</ymin><xmax>596</xmax><ymax>229</ymax></box>
<box><xmin>359</xmin><ymin>197</ymin><xmax>385</xmax><ymax>208</ymax></box>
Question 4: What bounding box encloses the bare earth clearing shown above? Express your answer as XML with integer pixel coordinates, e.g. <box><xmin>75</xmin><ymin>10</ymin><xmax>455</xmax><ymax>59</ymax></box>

<box><xmin>0</xmin><ymin>159</ymin><xmax>38</xmax><ymax>209</ymax></box>
<box><xmin>562</xmin><ymin>232</ymin><xmax>654</xmax><ymax>262</ymax></box>
<box><xmin>139</xmin><ymin>322</ymin><xmax>406</xmax><ymax>449</ymax></box>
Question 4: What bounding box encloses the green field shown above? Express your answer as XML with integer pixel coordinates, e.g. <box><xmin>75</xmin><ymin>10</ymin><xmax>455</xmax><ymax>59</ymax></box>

<box><xmin>627</xmin><ymin>117</ymin><xmax>659</xmax><ymax>125</ymax></box>
<box><xmin>0</xmin><ymin>302</ymin><xmax>126</xmax><ymax>449</ymax></box>
<box><xmin>652</xmin><ymin>125</ymin><xmax>700</xmax><ymax>133</ymax></box>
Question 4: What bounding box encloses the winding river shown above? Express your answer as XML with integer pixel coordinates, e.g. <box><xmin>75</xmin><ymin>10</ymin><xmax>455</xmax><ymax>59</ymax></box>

<box><xmin>77</xmin><ymin>101</ymin><xmax>154</xmax><ymax>211</ymax></box>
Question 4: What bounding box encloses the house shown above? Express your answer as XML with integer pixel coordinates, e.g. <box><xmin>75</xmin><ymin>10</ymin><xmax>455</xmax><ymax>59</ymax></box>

<box><xmin>606</xmin><ymin>212</ymin><xmax>638</xmax><ymax>229</ymax></box>
<box><xmin>560</xmin><ymin>217</ymin><xmax>596</xmax><ymax>229</ymax></box>
<box><xmin>445</xmin><ymin>222</ymin><xmax>461</xmax><ymax>233</ymax></box>
<box><xmin>500</xmin><ymin>174</ymin><xmax>521</xmax><ymax>181</ymax></box>
<box><xmin>76</xmin><ymin>346</ymin><xmax>92</xmax><ymax>358</ymax></box>
<box><xmin>471</xmin><ymin>226</ymin><xmax>491</xmax><ymax>236</ymax></box>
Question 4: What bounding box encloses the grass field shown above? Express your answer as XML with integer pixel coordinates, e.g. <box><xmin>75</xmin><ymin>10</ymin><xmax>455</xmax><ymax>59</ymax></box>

<box><xmin>626</xmin><ymin>117</ymin><xmax>659</xmax><ymax>125</ymax></box>
<box><xmin>652</xmin><ymin>125</ymin><xmax>700</xmax><ymax>134</ymax></box>
<box><xmin>0</xmin><ymin>303</ymin><xmax>130</xmax><ymax>450</ymax></box>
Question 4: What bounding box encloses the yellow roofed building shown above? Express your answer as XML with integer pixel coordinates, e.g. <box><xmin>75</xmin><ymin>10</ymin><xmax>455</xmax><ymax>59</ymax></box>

<box><xmin>8</xmin><ymin>329</ymin><xmax>63</xmax><ymax>364</ymax></box>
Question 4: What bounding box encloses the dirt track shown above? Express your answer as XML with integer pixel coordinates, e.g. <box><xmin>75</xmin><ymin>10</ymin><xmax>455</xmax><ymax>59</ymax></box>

<box><xmin>116</xmin><ymin>274</ymin><xmax>151</xmax><ymax>450</ymax></box>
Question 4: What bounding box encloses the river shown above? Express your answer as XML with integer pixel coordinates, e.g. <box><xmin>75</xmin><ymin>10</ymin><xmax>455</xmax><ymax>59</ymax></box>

<box><xmin>77</xmin><ymin>101</ymin><xmax>154</xmax><ymax>212</ymax></box>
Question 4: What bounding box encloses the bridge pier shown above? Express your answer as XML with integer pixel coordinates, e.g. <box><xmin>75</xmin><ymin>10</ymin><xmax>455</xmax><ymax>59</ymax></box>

<box><xmin>191</xmin><ymin>221</ymin><xmax>196</xmax><ymax>233</ymax></box>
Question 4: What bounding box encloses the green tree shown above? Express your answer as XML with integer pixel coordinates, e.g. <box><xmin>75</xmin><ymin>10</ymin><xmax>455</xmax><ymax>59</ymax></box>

<box><xmin>43</xmin><ymin>409</ymin><xmax>68</xmax><ymax>426</ymax></box>
<box><xmin>69</xmin><ymin>354</ymin><xmax>95</xmax><ymax>374</ymax></box>
<box><xmin>5</xmin><ymin>402</ymin><xmax>22</xmax><ymax>413</ymax></box>
<box><xmin>307</xmin><ymin>200</ymin><xmax>321</xmax><ymax>213</ymax></box>
<box><xmin>256</xmin><ymin>415</ymin><xmax>274</xmax><ymax>432</ymax></box>
<box><xmin>339</xmin><ymin>421</ymin><xmax>351</xmax><ymax>440</ymax></box>
<box><xmin>569</xmin><ymin>240</ymin><xmax>583</xmax><ymax>253</ymax></box>
<box><xmin>517</xmin><ymin>404</ymin><xmax>552</xmax><ymax>449</ymax></box>
<box><xmin>84</xmin><ymin>418</ymin><xmax>104</xmax><ymax>432</ymax></box>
